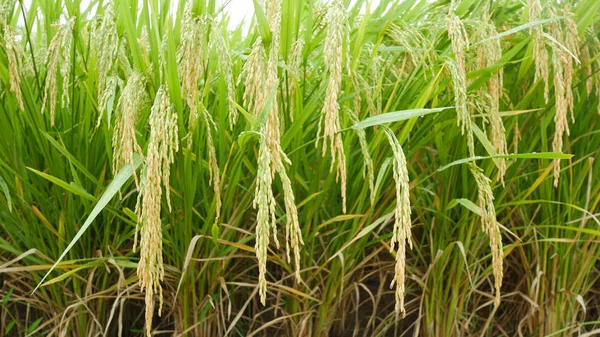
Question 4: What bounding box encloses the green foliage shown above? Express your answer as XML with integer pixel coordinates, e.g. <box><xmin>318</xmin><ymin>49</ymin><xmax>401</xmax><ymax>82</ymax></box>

<box><xmin>0</xmin><ymin>0</ymin><xmax>599</xmax><ymax>336</ymax></box>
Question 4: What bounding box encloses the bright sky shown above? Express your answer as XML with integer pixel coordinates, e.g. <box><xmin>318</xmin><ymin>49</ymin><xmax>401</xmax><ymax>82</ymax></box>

<box><xmin>219</xmin><ymin>0</ymin><xmax>254</xmax><ymax>30</ymax></box>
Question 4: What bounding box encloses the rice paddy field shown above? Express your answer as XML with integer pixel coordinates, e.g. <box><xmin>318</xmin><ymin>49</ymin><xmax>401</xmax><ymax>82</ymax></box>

<box><xmin>1</xmin><ymin>0</ymin><xmax>600</xmax><ymax>335</ymax></box>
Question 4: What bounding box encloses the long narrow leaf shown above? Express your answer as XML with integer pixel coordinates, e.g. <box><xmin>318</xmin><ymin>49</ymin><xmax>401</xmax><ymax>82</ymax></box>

<box><xmin>352</xmin><ymin>107</ymin><xmax>452</xmax><ymax>130</ymax></box>
<box><xmin>437</xmin><ymin>152</ymin><xmax>573</xmax><ymax>172</ymax></box>
<box><xmin>32</xmin><ymin>154</ymin><xmax>142</xmax><ymax>294</ymax></box>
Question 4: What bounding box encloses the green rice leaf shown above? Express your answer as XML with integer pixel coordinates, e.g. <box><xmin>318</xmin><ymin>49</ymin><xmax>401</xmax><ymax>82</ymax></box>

<box><xmin>31</xmin><ymin>153</ymin><xmax>142</xmax><ymax>294</ymax></box>
<box><xmin>253</xmin><ymin>0</ymin><xmax>272</xmax><ymax>46</ymax></box>
<box><xmin>0</xmin><ymin>175</ymin><xmax>11</xmax><ymax>212</ymax></box>
<box><xmin>472</xmin><ymin>17</ymin><xmax>567</xmax><ymax>46</ymax></box>
<box><xmin>437</xmin><ymin>152</ymin><xmax>573</xmax><ymax>172</ymax></box>
<box><xmin>27</xmin><ymin>168</ymin><xmax>95</xmax><ymax>201</ymax></box>
<box><xmin>352</xmin><ymin>107</ymin><xmax>452</xmax><ymax>130</ymax></box>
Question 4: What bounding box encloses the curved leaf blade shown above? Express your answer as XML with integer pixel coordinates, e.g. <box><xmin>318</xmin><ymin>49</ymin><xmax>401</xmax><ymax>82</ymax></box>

<box><xmin>31</xmin><ymin>154</ymin><xmax>142</xmax><ymax>294</ymax></box>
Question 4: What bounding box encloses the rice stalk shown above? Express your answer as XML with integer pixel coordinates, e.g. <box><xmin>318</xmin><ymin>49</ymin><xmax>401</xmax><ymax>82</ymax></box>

<box><xmin>383</xmin><ymin>126</ymin><xmax>412</xmax><ymax>318</ymax></box>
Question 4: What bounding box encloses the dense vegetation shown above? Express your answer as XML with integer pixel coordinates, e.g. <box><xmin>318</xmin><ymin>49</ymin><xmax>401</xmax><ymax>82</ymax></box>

<box><xmin>1</xmin><ymin>0</ymin><xmax>600</xmax><ymax>335</ymax></box>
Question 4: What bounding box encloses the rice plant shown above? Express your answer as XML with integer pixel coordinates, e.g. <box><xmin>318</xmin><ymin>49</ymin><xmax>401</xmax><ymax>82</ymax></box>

<box><xmin>0</xmin><ymin>0</ymin><xmax>599</xmax><ymax>336</ymax></box>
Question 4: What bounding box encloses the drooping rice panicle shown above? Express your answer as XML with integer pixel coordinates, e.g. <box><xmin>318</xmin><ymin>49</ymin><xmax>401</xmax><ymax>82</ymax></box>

<box><xmin>118</xmin><ymin>36</ymin><xmax>133</xmax><ymax>76</ymax></box>
<box><xmin>358</xmin><ymin>44</ymin><xmax>383</xmax><ymax>117</ymax></box>
<box><xmin>41</xmin><ymin>17</ymin><xmax>75</xmax><ymax>126</ymax></box>
<box><xmin>249</xmin><ymin>0</ymin><xmax>303</xmax><ymax>305</ymax></box>
<box><xmin>253</xmin><ymin>137</ymin><xmax>278</xmax><ymax>304</ymax></box>
<box><xmin>266</xmin><ymin>0</ymin><xmax>303</xmax><ymax>288</ymax></box>
<box><xmin>528</xmin><ymin>0</ymin><xmax>549</xmax><ymax>102</ymax></box>
<box><xmin>446</xmin><ymin>58</ymin><xmax>474</xmax><ymax>157</ymax></box>
<box><xmin>278</xmin><ymin>153</ymin><xmax>303</xmax><ymax>282</ymax></box>
<box><xmin>264</xmin><ymin>0</ymin><xmax>283</xmax><ymax>173</ymax></box>
<box><xmin>0</xmin><ymin>0</ymin><xmax>14</xmax><ymax>24</ymax></box>
<box><xmin>581</xmin><ymin>44</ymin><xmax>593</xmax><ymax>96</ymax></box>
<box><xmin>445</xmin><ymin>6</ymin><xmax>469</xmax><ymax>80</ymax></box>
<box><xmin>97</xmin><ymin>75</ymin><xmax>123</xmax><ymax>127</ymax></box>
<box><xmin>383</xmin><ymin>126</ymin><xmax>412</xmax><ymax>318</ymax></box>
<box><xmin>445</xmin><ymin>5</ymin><xmax>474</xmax><ymax>157</ymax></box>
<box><xmin>563</xmin><ymin>9</ymin><xmax>578</xmax><ymax>124</ymax></box>
<box><xmin>317</xmin><ymin>0</ymin><xmax>348</xmax><ymax>213</ymax></box>
<box><xmin>469</xmin><ymin>164</ymin><xmax>503</xmax><ymax>308</ymax></box>
<box><xmin>200</xmin><ymin>103</ymin><xmax>222</xmax><ymax>223</ymax></box>
<box><xmin>178</xmin><ymin>3</ymin><xmax>207</xmax><ymax>143</ymax></box>
<box><xmin>287</xmin><ymin>39</ymin><xmax>304</xmax><ymax>121</ymax></box>
<box><xmin>211</xmin><ymin>22</ymin><xmax>238</xmax><ymax>130</ymax></box>
<box><xmin>594</xmin><ymin>34</ymin><xmax>600</xmax><ymax>115</ymax></box>
<box><xmin>548</xmin><ymin>7</ymin><xmax>573</xmax><ymax>187</ymax></box>
<box><xmin>112</xmin><ymin>71</ymin><xmax>146</xmax><ymax>180</ymax></box>
<box><xmin>3</xmin><ymin>24</ymin><xmax>24</xmax><ymax>111</ymax></box>
<box><xmin>241</xmin><ymin>37</ymin><xmax>267</xmax><ymax>115</ymax></box>
<box><xmin>476</xmin><ymin>20</ymin><xmax>508</xmax><ymax>183</ymax></box>
<box><xmin>135</xmin><ymin>86</ymin><xmax>179</xmax><ymax>337</ymax></box>
<box><xmin>94</xmin><ymin>2</ymin><xmax>118</xmax><ymax>109</ymax></box>
<box><xmin>347</xmin><ymin>108</ymin><xmax>375</xmax><ymax>205</ymax></box>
